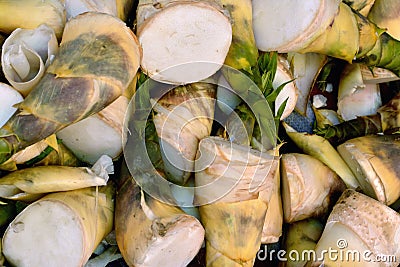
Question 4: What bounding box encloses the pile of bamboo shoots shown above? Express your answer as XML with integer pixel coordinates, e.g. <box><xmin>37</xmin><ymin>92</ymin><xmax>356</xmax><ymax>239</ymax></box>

<box><xmin>0</xmin><ymin>0</ymin><xmax>399</xmax><ymax>266</ymax></box>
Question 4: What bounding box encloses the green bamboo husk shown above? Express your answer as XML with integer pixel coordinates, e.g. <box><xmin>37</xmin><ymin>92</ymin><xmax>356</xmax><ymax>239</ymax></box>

<box><xmin>220</xmin><ymin>0</ymin><xmax>258</xmax><ymax>70</ymax></box>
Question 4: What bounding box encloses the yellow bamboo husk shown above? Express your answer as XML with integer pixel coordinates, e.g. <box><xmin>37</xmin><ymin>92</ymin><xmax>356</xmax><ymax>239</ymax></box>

<box><xmin>115</xmin><ymin>162</ymin><xmax>205</xmax><ymax>267</ymax></box>
<box><xmin>282</xmin><ymin>122</ymin><xmax>359</xmax><ymax>189</ymax></box>
<box><xmin>337</xmin><ymin>134</ymin><xmax>400</xmax><ymax>205</ymax></box>
<box><xmin>220</xmin><ymin>0</ymin><xmax>258</xmax><ymax>70</ymax></box>
<box><xmin>299</xmin><ymin>3</ymin><xmax>359</xmax><ymax>62</ymax></box>
<box><xmin>343</xmin><ymin>0</ymin><xmax>375</xmax><ymax>16</ymax></box>
<box><xmin>0</xmin><ymin>155</ymin><xmax>112</xmax><ymax>201</ymax></box>
<box><xmin>281</xmin><ymin>153</ymin><xmax>345</xmax><ymax>223</ymax></box>
<box><xmin>0</xmin><ymin>0</ymin><xmax>65</xmax><ymax>39</ymax></box>
<box><xmin>368</xmin><ymin>0</ymin><xmax>400</xmax><ymax>41</ymax></box>
<box><xmin>2</xmin><ymin>184</ymin><xmax>115</xmax><ymax>266</ymax></box>
<box><xmin>0</xmin><ymin>134</ymin><xmax>80</xmax><ymax>172</ymax></box>
<box><xmin>195</xmin><ymin>137</ymin><xmax>279</xmax><ymax>266</ymax></box>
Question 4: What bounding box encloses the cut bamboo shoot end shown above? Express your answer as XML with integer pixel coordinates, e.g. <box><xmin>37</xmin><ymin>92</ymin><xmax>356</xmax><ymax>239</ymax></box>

<box><xmin>138</xmin><ymin>2</ymin><xmax>232</xmax><ymax>84</ymax></box>
<box><xmin>281</xmin><ymin>153</ymin><xmax>345</xmax><ymax>223</ymax></box>
<box><xmin>313</xmin><ymin>190</ymin><xmax>400</xmax><ymax>267</ymax></box>
<box><xmin>337</xmin><ymin>135</ymin><xmax>400</xmax><ymax>205</ymax></box>
<box><xmin>3</xmin><ymin>200</ymin><xmax>85</xmax><ymax>267</ymax></box>
<box><xmin>314</xmin><ymin>222</ymin><xmax>377</xmax><ymax>266</ymax></box>
<box><xmin>0</xmin><ymin>83</ymin><xmax>23</xmax><ymax>128</ymax></box>
<box><xmin>135</xmin><ymin>215</ymin><xmax>205</xmax><ymax>267</ymax></box>
<box><xmin>252</xmin><ymin>0</ymin><xmax>341</xmax><ymax>52</ymax></box>
<box><xmin>57</xmin><ymin>96</ymin><xmax>128</xmax><ymax>164</ymax></box>
<box><xmin>273</xmin><ymin>57</ymin><xmax>298</xmax><ymax>120</ymax></box>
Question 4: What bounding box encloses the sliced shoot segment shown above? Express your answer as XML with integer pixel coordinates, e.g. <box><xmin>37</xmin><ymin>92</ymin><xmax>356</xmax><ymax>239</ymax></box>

<box><xmin>281</xmin><ymin>153</ymin><xmax>345</xmax><ymax>223</ymax></box>
<box><xmin>115</xmin><ymin>164</ymin><xmax>204</xmax><ymax>267</ymax></box>
<box><xmin>2</xmin><ymin>185</ymin><xmax>115</xmax><ymax>267</ymax></box>
<box><xmin>137</xmin><ymin>1</ymin><xmax>232</xmax><ymax>84</ymax></box>
<box><xmin>313</xmin><ymin>190</ymin><xmax>400</xmax><ymax>267</ymax></box>
<box><xmin>252</xmin><ymin>0</ymin><xmax>341</xmax><ymax>52</ymax></box>
<box><xmin>57</xmin><ymin>95</ymin><xmax>129</xmax><ymax>164</ymax></box>
<box><xmin>337</xmin><ymin>134</ymin><xmax>400</xmax><ymax>205</ymax></box>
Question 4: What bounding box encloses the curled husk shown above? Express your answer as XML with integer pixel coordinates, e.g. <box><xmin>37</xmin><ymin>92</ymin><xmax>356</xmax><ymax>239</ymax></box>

<box><xmin>0</xmin><ymin>134</ymin><xmax>80</xmax><ymax>171</ymax></box>
<box><xmin>195</xmin><ymin>137</ymin><xmax>279</xmax><ymax>266</ymax></box>
<box><xmin>337</xmin><ymin>134</ymin><xmax>400</xmax><ymax>205</ymax></box>
<box><xmin>2</xmin><ymin>184</ymin><xmax>115</xmax><ymax>267</ymax></box>
<box><xmin>281</xmin><ymin>153</ymin><xmax>346</xmax><ymax>223</ymax></box>
<box><xmin>1</xmin><ymin>24</ymin><xmax>58</xmax><ymax>96</ymax></box>
<box><xmin>312</xmin><ymin>190</ymin><xmax>400</xmax><ymax>267</ymax></box>
<box><xmin>153</xmin><ymin>83</ymin><xmax>216</xmax><ymax>185</ymax></box>
<box><xmin>0</xmin><ymin>155</ymin><xmax>113</xmax><ymax>201</ymax></box>
<box><xmin>0</xmin><ymin>12</ymin><xmax>141</xmax><ymax>165</ymax></box>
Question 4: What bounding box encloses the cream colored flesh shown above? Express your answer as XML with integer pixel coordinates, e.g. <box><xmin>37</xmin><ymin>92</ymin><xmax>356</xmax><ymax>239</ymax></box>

<box><xmin>138</xmin><ymin>2</ymin><xmax>232</xmax><ymax>84</ymax></box>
